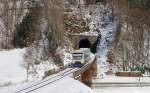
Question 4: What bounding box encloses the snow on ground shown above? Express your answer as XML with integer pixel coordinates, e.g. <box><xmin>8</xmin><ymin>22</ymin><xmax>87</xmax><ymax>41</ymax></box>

<box><xmin>0</xmin><ymin>77</ymin><xmax>95</xmax><ymax>93</ymax></box>
<box><xmin>0</xmin><ymin>49</ymin><xmax>27</xmax><ymax>87</ymax></box>
<box><xmin>28</xmin><ymin>77</ymin><xmax>94</xmax><ymax>93</ymax></box>
<box><xmin>63</xmin><ymin>49</ymin><xmax>72</xmax><ymax>66</ymax></box>
<box><xmin>0</xmin><ymin>48</ymin><xmax>57</xmax><ymax>85</ymax></box>
<box><xmin>33</xmin><ymin>60</ymin><xmax>58</xmax><ymax>80</ymax></box>
<box><xmin>0</xmin><ymin>48</ymin><xmax>95</xmax><ymax>93</ymax></box>
<box><xmin>94</xmin><ymin>87</ymin><xmax>150</xmax><ymax>93</ymax></box>
<box><xmin>93</xmin><ymin>76</ymin><xmax>150</xmax><ymax>83</ymax></box>
<box><xmin>0</xmin><ymin>85</ymin><xmax>16</xmax><ymax>93</ymax></box>
<box><xmin>92</xmin><ymin>74</ymin><xmax>150</xmax><ymax>93</ymax></box>
<box><xmin>96</xmin><ymin>22</ymin><xmax>117</xmax><ymax>77</ymax></box>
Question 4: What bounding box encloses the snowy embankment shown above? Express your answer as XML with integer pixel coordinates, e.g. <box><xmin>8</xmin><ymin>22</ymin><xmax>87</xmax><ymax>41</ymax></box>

<box><xmin>94</xmin><ymin>87</ymin><xmax>150</xmax><ymax>93</ymax></box>
<box><xmin>26</xmin><ymin>77</ymin><xmax>94</xmax><ymax>93</ymax></box>
<box><xmin>0</xmin><ymin>76</ymin><xmax>95</xmax><ymax>93</ymax></box>
<box><xmin>0</xmin><ymin>49</ymin><xmax>27</xmax><ymax>87</ymax></box>
<box><xmin>92</xmin><ymin>76</ymin><xmax>150</xmax><ymax>83</ymax></box>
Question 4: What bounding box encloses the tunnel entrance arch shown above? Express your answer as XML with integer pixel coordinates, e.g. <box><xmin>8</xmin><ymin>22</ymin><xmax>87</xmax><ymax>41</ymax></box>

<box><xmin>68</xmin><ymin>33</ymin><xmax>100</xmax><ymax>53</ymax></box>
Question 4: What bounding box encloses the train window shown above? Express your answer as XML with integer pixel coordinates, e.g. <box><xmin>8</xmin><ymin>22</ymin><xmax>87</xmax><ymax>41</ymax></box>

<box><xmin>73</xmin><ymin>53</ymin><xmax>83</xmax><ymax>60</ymax></box>
<box><xmin>73</xmin><ymin>56</ymin><xmax>82</xmax><ymax>60</ymax></box>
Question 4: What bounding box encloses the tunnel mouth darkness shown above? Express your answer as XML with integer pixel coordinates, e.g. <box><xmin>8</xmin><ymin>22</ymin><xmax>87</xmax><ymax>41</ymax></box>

<box><xmin>95</xmin><ymin>0</ymin><xmax>106</xmax><ymax>4</ymax></box>
<box><xmin>79</xmin><ymin>39</ymin><xmax>91</xmax><ymax>49</ymax></box>
<box><xmin>79</xmin><ymin>38</ymin><xmax>98</xmax><ymax>53</ymax></box>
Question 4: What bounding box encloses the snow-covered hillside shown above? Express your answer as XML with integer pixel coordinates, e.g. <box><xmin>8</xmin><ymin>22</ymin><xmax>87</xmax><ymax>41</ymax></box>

<box><xmin>0</xmin><ymin>48</ymin><xmax>58</xmax><ymax>87</ymax></box>
<box><xmin>82</xmin><ymin>4</ymin><xmax>117</xmax><ymax>77</ymax></box>
<box><xmin>0</xmin><ymin>49</ymin><xmax>26</xmax><ymax>87</ymax></box>
<box><xmin>0</xmin><ymin>1</ymin><xmax>120</xmax><ymax>93</ymax></box>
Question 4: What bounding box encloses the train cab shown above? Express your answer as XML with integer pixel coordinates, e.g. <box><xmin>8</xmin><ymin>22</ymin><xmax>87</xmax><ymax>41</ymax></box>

<box><xmin>72</xmin><ymin>50</ymin><xmax>85</xmax><ymax>67</ymax></box>
<box><xmin>70</xmin><ymin>48</ymin><xmax>91</xmax><ymax>68</ymax></box>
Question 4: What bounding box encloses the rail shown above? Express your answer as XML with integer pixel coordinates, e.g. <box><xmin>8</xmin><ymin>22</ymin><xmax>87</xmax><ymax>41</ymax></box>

<box><xmin>15</xmin><ymin>68</ymin><xmax>76</xmax><ymax>93</ymax></box>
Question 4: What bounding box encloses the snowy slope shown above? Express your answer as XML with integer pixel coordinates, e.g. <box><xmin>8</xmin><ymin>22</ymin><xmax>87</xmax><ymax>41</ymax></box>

<box><xmin>0</xmin><ymin>48</ymin><xmax>95</xmax><ymax>93</ymax></box>
<box><xmin>28</xmin><ymin>77</ymin><xmax>94</xmax><ymax>93</ymax></box>
<box><xmin>94</xmin><ymin>87</ymin><xmax>150</xmax><ymax>93</ymax></box>
<box><xmin>86</xmin><ymin>4</ymin><xmax>117</xmax><ymax>77</ymax></box>
<box><xmin>0</xmin><ymin>49</ymin><xmax>27</xmax><ymax>87</ymax></box>
<box><xmin>93</xmin><ymin>76</ymin><xmax>150</xmax><ymax>83</ymax></box>
<box><xmin>0</xmin><ymin>76</ymin><xmax>95</xmax><ymax>93</ymax></box>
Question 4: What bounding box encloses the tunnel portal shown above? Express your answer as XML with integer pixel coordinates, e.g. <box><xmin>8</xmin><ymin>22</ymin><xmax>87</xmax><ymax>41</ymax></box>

<box><xmin>69</xmin><ymin>33</ymin><xmax>100</xmax><ymax>53</ymax></box>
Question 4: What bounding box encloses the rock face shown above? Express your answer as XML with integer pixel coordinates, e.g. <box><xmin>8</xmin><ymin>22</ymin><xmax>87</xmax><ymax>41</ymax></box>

<box><xmin>64</xmin><ymin>14</ymin><xmax>90</xmax><ymax>33</ymax></box>
<box><xmin>84</xmin><ymin>0</ymin><xmax>95</xmax><ymax>5</ymax></box>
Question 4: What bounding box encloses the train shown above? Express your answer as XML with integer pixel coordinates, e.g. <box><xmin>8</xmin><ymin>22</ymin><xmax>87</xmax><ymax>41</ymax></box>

<box><xmin>70</xmin><ymin>48</ymin><xmax>91</xmax><ymax>67</ymax></box>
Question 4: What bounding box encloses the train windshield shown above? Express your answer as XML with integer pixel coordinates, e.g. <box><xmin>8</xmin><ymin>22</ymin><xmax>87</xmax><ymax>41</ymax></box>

<box><xmin>73</xmin><ymin>53</ymin><xmax>83</xmax><ymax>60</ymax></box>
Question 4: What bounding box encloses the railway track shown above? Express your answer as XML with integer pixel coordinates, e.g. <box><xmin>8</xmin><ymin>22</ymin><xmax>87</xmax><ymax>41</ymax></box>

<box><xmin>15</xmin><ymin>68</ymin><xmax>77</xmax><ymax>93</ymax></box>
<box><xmin>15</xmin><ymin>54</ymin><xmax>96</xmax><ymax>93</ymax></box>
